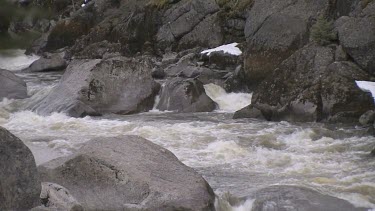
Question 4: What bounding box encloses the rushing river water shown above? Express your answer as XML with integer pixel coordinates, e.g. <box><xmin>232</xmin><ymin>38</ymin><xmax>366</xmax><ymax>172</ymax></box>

<box><xmin>1</xmin><ymin>50</ymin><xmax>375</xmax><ymax>210</ymax></box>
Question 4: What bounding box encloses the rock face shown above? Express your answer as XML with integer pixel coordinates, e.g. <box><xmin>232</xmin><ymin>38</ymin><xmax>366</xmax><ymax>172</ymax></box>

<box><xmin>156</xmin><ymin>0</ymin><xmax>220</xmax><ymax>50</ymax></box>
<box><xmin>24</xmin><ymin>54</ymin><xmax>67</xmax><ymax>72</ymax></box>
<box><xmin>336</xmin><ymin>2</ymin><xmax>375</xmax><ymax>74</ymax></box>
<box><xmin>157</xmin><ymin>78</ymin><xmax>216</xmax><ymax>112</ymax></box>
<box><xmin>38</xmin><ymin>136</ymin><xmax>215</xmax><ymax>210</ymax></box>
<box><xmin>0</xmin><ymin>69</ymin><xmax>28</xmax><ymax>100</ymax></box>
<box><xmin>251</xmin><ymin>186</ymin><xmax>367</xmax><ymax>211</ymax></box>
<box><xmin>0</xmin><ymin>126</ymin><xmax>41</xmax><ymax>210</ymax></box>
<box><xmin>243</xmin><ymin>0</ymin><xmax>329</xmax><ymax>86</ymax></box>
<box><xmin>33</xmin><ymin>57</ymin><xmax>160</xmax><ymax>117</ymax></box>
<box><xmin>237</xmin><ymin>44</ymin><xmax>374</xmax><ymax>122</ymax></box>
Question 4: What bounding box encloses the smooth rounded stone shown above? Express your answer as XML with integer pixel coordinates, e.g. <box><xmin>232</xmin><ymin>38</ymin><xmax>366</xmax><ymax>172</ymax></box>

<box><xmin>359</xmin><ymin>110</ymin><xmax>375</xmax><ymax>126</ymax></box>
<box><xmin>233</xmin><ymin>104</ymin><xmax>266</xmax><ymax>120</ymax></box>
<box><xmin>0</xmin><ymin>69</ymin><xmax>27</xmax><ymax>100</ymax></box>
<box><xmin>24</xmin><ymin>54</ymin><xmax>67</xmax><ymax>72</ymax></box>
<box><xmin>0</xmin><ymin>126</ymin><xmax>41</xmax><ymax>210</ymax></box>
<box><xmin>156</xmin><ymin>77</ymin><xmax>216</xmax><ymax>112</ymax></box>
<box><xmin>251</xmin><ymin>186</ymin><xmax>367</xmax><ymax>211</ymax></box>
<box><xmin>38</xmin><ymin>136</ymin><xmax>215</xmax><ymax>211</ymax></box>
<box><xmin>336</xmin><ymin>3</ymin><xmax>375</xmax><ymax>74</ymax></box>
<box><xmin>249</xmin><ymin>44</ymin><xmax>374</xmax><ymax>123</ymax></box>
<box><xmin>33</xmin><ymin>57</ymin><xmax>160</xmax><ymax>117</ymax></box>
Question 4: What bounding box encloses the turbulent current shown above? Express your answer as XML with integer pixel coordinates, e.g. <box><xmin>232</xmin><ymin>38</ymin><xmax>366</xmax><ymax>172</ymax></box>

<box><xmin>1</xmin><ymin>50</ymin><xmax>375</xmax><ymax>210</ymax></box>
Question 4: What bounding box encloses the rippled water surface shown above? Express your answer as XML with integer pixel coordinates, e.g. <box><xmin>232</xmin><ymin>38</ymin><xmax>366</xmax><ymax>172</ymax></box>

<box><xmin>1</xmin><ymin>50</ymin><xmax>375</xmax><ymax>210</ymax></box>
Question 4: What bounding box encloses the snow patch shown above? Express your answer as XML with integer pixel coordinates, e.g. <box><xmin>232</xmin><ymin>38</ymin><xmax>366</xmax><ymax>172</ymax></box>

<box><xmin>356</xmin><ymin>81</ymin><xmax>375</xmax><ymax>101</ymax></box>
<box><xmin>201</xmin><ymin>43</ymin><xmax>242</xmax><ymax>56</ymax></box>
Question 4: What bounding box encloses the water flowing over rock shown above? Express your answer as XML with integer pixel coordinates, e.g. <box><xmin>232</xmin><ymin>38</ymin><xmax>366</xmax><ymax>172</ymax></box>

<box><xmin>33</xmin><ymin>56</ymin><xmax>160</xmax><ymax>117</ymax></box>
<box><xmin>38</xmin><ymin>136</ymin><xmax>215</xmax><ymax>211</ymax></box>
<box><xmin>251</xmin><ymin>186</ymin><xmax>367</xmax><ymax>211</ymax></box>
<box><xmin>0</xmin><ymin>126</ymin><xmax>41</xmax><ymax>210</ymax></box>
<box><xmin>157</xmin><ymin>77</ymin><xmax>216</xmax><ymax>112</ymax></box>
<box><xmin>0</xmin><ymin>68</ymin><xmax>28</xmax><ymax>100</ymax></box>
<box><xmin>235</xmin><ymin>44</ymin><xmax>375</xmax><ymax>122</ymax></box>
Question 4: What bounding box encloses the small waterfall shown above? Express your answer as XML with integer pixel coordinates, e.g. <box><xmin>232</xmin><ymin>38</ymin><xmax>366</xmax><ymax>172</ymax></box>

<box><xmin>204</xmin><ymin>83</ymin><xmax>252</xmax><ymax>112</ymax></box>
<box><xmin>0</xmin><ymin>49</ymin><xmax>39</xmax><ymax>71</ymax></box>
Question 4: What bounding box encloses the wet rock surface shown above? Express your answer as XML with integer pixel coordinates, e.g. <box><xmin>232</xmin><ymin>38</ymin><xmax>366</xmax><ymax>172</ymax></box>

<box><xmin>38</xmin><ymin>136</ymin><xmax>215</xmax><ymax>211</ymax></box>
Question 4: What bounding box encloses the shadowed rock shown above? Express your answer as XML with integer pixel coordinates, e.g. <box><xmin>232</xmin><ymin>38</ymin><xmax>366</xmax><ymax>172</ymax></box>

<box><xmin>0</xmin><ymin>126</ymin><xmax>41</xmax><ymax>210</ymax></box>
<box><xmin>0</xmin><ymin>69</ymin><xmax>27</xmax><ymax>100</ymax></box>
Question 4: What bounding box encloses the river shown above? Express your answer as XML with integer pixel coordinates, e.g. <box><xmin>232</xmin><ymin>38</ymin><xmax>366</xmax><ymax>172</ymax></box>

<box><xmin>0</xmin><ymin>50</ymin><xmax>374</xmax><ymax>210</ymax></box>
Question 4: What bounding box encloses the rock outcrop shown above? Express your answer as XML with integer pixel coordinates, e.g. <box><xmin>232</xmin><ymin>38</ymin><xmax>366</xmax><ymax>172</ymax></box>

<box><xmin>243</xmin><ymin>0</ymin><xmax>329</xmax><ymax>87</ymax></box>
<box><xmin>252</xmin><ymin>186</ymin><xmax>367</xmax><ymax>211</ymax></box>
<box><xmin>0</xmin><ymin>126</ymin><xmax>41</xmax><ymax>210</ymax></box>
<box><xmin>38</xmin><ymin>136</ymin><xmax>215</xmax><ymax>210</ymax></box>
<box><xmin>0</xmin><ymin>69</ymin><xmax>28</xmax><ymax>100</ymax></box>
<box><xmin>336</xmin><ymin>2</ymin><xmax>375</xmax><ymax>75</ymax></box>
<box><xmin>33</xmin><ymin>56</ymin><xmax>160</xmax><ymax>117</ymax></box>
<box><xmin>157</xmin><ymin>77</ymin><xmax>216</xmax><ymax>112</ymax></box>
<box><xmin>235</xmin><ymin>44</ymin><xmax>374</xmax><ymax>122</ymax></box>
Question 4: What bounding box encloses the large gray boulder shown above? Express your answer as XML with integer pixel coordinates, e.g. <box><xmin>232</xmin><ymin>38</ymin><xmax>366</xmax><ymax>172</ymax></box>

<box><xmin>38</xmin><ymin>136</ymin><xmax>215</xmax><ymax>210</ymax></box>
<box><xmin>236</xmin><ymin>44</ymin><xmax>374</xmax><ymax>123</ymax></box>
<box><xmin>24</xmin><ymin>54</ymin><xmax>67</xmax><ymax>72</ymax></box>
<box><xmin>0</xmin><ymin>126</ymin><xmax>41</xmax><ymax>210</ymax></box>
<box><xmin>336</xmin><ymin>2</ymin><xmax>375</xmax><ymax>75</ymax></box>
<box><xmin>243</xmin><ymin>0</ymin><xmax>329</xmax><ymax>86</ymax></box>
<box><xmin>0</xmin><ymin>69</ymin><xmax>27</xmax><ymax>100</ymax></box>
<box><xmin>157</xmin><ymin>78</ymin><xmax>216</xmax><ymax>112</ymax></box>
<box><xmin>251</xmin><ymin>186</ymin><xmax>367</xmax><ymax>211</ymax></box>
<box><xmin>33</xmin><ymin>56</ymin><xmax>160</xmax><ymax>117</ymax></box>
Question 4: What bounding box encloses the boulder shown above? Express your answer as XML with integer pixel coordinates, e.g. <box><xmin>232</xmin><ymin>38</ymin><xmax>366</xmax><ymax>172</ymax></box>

<box><xmin>33</xmin><ymin>56</ymin><xmax>160</xmax><ymax>117</ymax></box>
<box><xmin>156</xmin><ymin>0</ymin><xmax>220</xmax><ymax>50</ymax></box>
<box><xmin>157</xmin><ymin>78</ymin><xmax>216</xmax><ymax>112</ymax></box>
<box><xmin>243</xmin><ymin>0</ymin><xmax>329</xmax><ymax>86</ymax></box>
<box><xmin>233</xmin><ymin>104</ymin><xmax>266</xmax><ymax>120</ymax></box>
<box><xmin>0</xmin><ymin>126</ymin><xmax>41</xmax><ymax>210</ymax></box>
<box><xmin>24</xmin><ymin>54</ymin><xmax>67</xmax><ymax>72</ymax></box>
<box><xmin>38</xmin><ymin>136</ymin><xmax>215</xmax><ymax>210</ymax></box>
<box><xmin>359</xmin><ymin>110</ymin><xmax>375</xmax><ymax>126</ymax></box>
<box><xmin>251</xmin><ymin>186</ymin><xmax>367</xmax><ymax>211</ymax></box>
<box><xmin>239</xmin><ymin>44</ymin><xmax>374</xmax><ymax>123</ymax></box>
<box><xmin>336</xmin><ymin>3</ymin><xmax>375</xmax><ymax>75</ymax></box>
<box><xmin>0</xmin><ymin>69</ymin><xmax>28</xmax><ymax>100</ymax></box>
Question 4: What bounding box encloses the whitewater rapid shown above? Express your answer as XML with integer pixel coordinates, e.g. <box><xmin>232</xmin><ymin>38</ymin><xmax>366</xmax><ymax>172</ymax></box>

<box><xmin>1</xmin><ymin>50</ymin><xmax>375</xmax><ymax>210</ymax></box>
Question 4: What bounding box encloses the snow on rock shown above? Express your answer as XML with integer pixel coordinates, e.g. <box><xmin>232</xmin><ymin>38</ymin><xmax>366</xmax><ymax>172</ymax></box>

<box><xmin>201</xmin><ymin>43</ymin><xmax>242</xmax><ymax>56</ymax></box>
<box><xmin>356</xmin><ymin>81</ymin><xmax>375</xmax><ymax>101</ymax></box>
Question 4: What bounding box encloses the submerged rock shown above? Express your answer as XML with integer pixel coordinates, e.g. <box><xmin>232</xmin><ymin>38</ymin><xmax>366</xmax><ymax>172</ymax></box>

<box><xmin>0</xmin><ymin>126</ymin><xmax>41</xmax><ymax>210</ymax></box>
<box><xmin>157</xmin><ymin>77</ymin><xmax>216</xmax><ymax>112</ymax></box>
<box><xmin>33</xmin><ymin>56</ymin><xmax>160</xmax><ymax>117</ymax></box>
<box><xmin>0</xmin><ymin>69</ymin><xmax>27</xmax><ymax>100</ymax></box>
<box><xmin>252</xmin><ymin>185</ymin><xmax>367</xmax><ymax>211</ymax></box>
<box><xmin>38</xmin><ymin>136</ymin><xmax>215</xmax><ymax>210</ymax></box>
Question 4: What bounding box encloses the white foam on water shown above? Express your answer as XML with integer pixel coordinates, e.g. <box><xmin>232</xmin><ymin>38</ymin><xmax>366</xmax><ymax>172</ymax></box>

<box><xmin>201</xmin><ymin>43</ymin><xmax>242</xmax><ymax>56</ymax></box>
<box><xmin>204</xmin><ymin>83</ymin><xmax>252</xmax><ymax>112</ymax></box>
<box><xmin>0</xmin><ymin>49</ymin><xmax>39</xmax><ymax>71</ymax></box>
